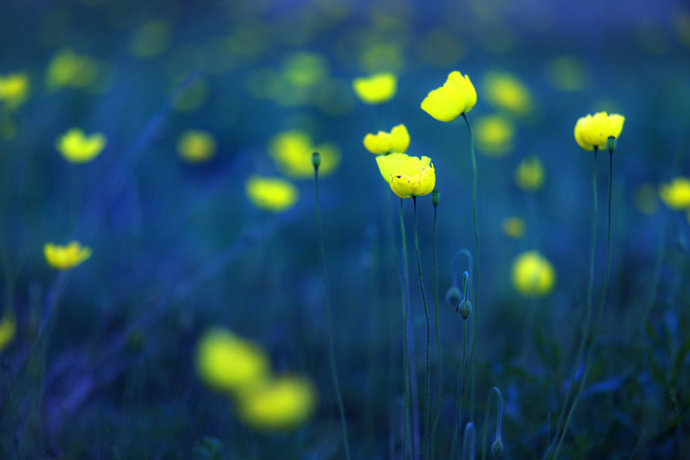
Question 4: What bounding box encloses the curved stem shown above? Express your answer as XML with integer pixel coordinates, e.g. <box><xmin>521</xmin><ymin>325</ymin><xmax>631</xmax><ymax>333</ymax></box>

<box><xmin>400</xmin><ymin>198</ymin><xmax>412</xmax><ymax>458</ymax></box>
<box><xmin>432</xmin><ymin>202</ymin><xmax>442</xmax><ymax>459</ymax></box>
<box><xmin>481</xmin><ymin>387</ymin><xmax>504</xmax><ymax>460</ymax></box>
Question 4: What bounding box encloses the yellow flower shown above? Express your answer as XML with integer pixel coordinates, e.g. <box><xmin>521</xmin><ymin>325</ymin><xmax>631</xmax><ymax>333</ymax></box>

<box><xmin>352</xmin><ymin>73</ymin><xmax>397</xmax><ymax>104</ymax></box>
<box><xmin>502</xmin><ymin>217</ymin><xmax>525</xmax><ymax>239</ymax></box>
<box><xmin>177</xmin><ymin>130</ymin><xmax>216</xmax><ymax>163</ymax></box>
<box><xmin>56</xmin><ymin>128</ymin><xmax>106</xmax><ymax>163</ymax></box>
<box><xmin>245</xmin><ymin>175</ymin><xmax>299</xmax><ymax>212</ymax></box>
<box><xmin>483</xmin><ymin>72</ymin><xmax>533</xmax><ymax>115</ymax></box>
<box><xmin>268</xmin><ymin>130</ymin><xmax>340</xmax><ymax>179</ymax></box>
<box><xmin>0</xmin><ymin>311</ymin><xmax>16</xmax><ymax>353</ymax></box>
<box><xmin>511</xmin><ymin>251</ymin><xmax>556</xmax><ymax>298</ymax></box>
<box><xmin>515</xmin><ymin>155</ymin><xmax>544</xmax><ymax>191</ymax></box>
<box><xmin>44</xmin><ymin>241</ymin><xmax>92</xmax><ymax>270</ymax></box>
<box><xmin>574</xmin><ymin>112</ymin><xmax>625</xmax><ymax>151</ymax></box>
<box><xmin>45</xmin><ymin>49</ymin><xmax>99</xmax><ymax>89</ymax></box>
<box><xmin>375</xmin><ymin>153</ymin><xmax>435</xmax><ymax>198</ymax></box>
<box><xmin>237</xmin><ymin>375</ymin><xmax>316</xmax><ymax>431</ymax></box>
<box><xmin>475</xmin><ymin>115</ymin><xmax>514</xmax><ymax>156</ymax></box>
<box><xmin>420</xmin><ymin>71</ymin><xmax>477</xmax><ymax>122</ymax></box>
<box><xmin>196</xmin><ymin>328</ymin><xmax>270</xmax><ymax>393</ymax></box>
<box><xmin>363</xmin><ymin>124</ymin><xmax>410</xmax><ymax>155</ymax></box>
<box><xmin>659</xmin><ymin>177</ymin><xmax>690</xmax><ymax>210</ymax></box>
<box><xmin>0</xmin><ymin>73</ymin><xmax>30</xmax><ymax>109</ymax></box>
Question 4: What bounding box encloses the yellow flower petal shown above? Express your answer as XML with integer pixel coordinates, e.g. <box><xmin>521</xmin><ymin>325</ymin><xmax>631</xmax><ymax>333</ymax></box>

<box><xmin>659</xmin><ymin>177</ymin><xmax>690</xmax><ymax>210</ymax></box>
<box><xmin>352</xmin><ymin>73</ymin><xmax>397</xmax><ymax>104</ymax></box>
<box><xmin>56</xmin><ymin>128</ymin><xmax>106</xmax><ymax>163</ymax></box>
<box><xmin>515</xmin><ymin>155</ymin><xmax>544</xmax><ymax>191</ymax></box>
<box><xmin>573</xmin><ymin>112</ymin><xmax>625</xmax><ymax>151</ymax></box>
<box><xmin>363</xmin><ymin>124</ymin><xmax>409</xmax><ymax>155</ymax></box>
<box><xmin>421</xmin><ymin>70</ymin><xmax>477</xmax><ymax>122</ymax></box>
<box><xmin>246</xmin><ymin>175</ymin><xmax>299</xmax><ymax>212</ymax></box>
<box><xmin>44</xmin><ymin>241</ymin><xmax>92</xmax><ymax>270</ymax></box>
<box><xmin>376</xmin><ymin>153</ymin><xmax>435</xmax><ymax>198</ymax></box>
<box><xmin>177</xmin><ymin>130</ymin><xmax>216</xmax><ymax>163</ymax></box>
<box><xmin>511</xmin><ymin>251</ymin><xmax>556</xmax><ymax>298</ymax></box>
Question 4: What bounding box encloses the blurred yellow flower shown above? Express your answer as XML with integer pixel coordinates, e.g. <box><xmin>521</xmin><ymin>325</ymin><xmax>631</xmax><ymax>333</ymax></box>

<box><xmin>352</xmin><ymin>73</ymin><xmax>397</xmax><ymax>104</ymax></box>
<box><xmin>502</xmin><ymin>217</ymin><xmax>525</xmax><ymax>239</ymax></box>
<box><xmin>281</xmin><ymin>52</ymin><xmax>328</xmax><ymax>88</ymax></box>
<box><xmin>196</xmin><ymin>328</ymin><xmax>269</xmax><ymax>393</ymax></box>
<box><xmin>44</xmin><ymin>241</ymin><xmax>92</xmax><ymax>270</ymax></box>
<box><xmin>245</xmin><ymin>175</ymin><xmax>299</xmax><ymax>212</ymax></box>
<box><xmin>56</xmin><ymin>128</ymin><xmax>106</xmax><ymax>163</ymax></box>
<box><xmin>515</xmin><ymin>155</ymin><xmax>544</xmax><ymax>191</ymax></box>
<box><xmin>483</xmin><ymin>72</ymin><xmax>532</xmax><ymax>115</ymax></box>
<box><xmin>363</xmin><ymin>124</ymin><xmax>410</xmax><ymax>155</ymax></box>
<box><xmin>237</xmin><ymin>375</ymin><xmax>316</xmax><ymax>431</ymax></box>
<box><xmin>511</xmin><ymin>251</ymin><xmax>556</xmax><ymax>298</ymax></box>
<box><xmin>45</xmin><ymin>49</ymin><xmax>99</xmax><ymax>89</ymax></box>
<box><xmin>129</xmin><ymin>21</ymin><xmax>171</xmax><ymax>58</ymax></box>
<box><xmin>475</xmin><ymin>115</ymin><xmax>514</xmax><ymax>156</ymax></box>
<box><xmin>0</xmin><ymin>73</ymin><xmax>30</xmax><ymax>109</ymax></box>
<box><xmin>177</xmin><ymin>130</ymin><xmax>216</xmax><ymax>163</ymax></box>
<box><xmin>375</xmin><ymin>153</ymin><xmax>435</xmax><ymax>198</ymax></box>
<box><xmin>658</xmin><ymin>177</ymin><xmax>690</xmax><ymax>210</ymax></box>
<box><xmin>269</xmin><ymin>130</ymin><xmax>339</xmax><ymax>179</ymax></box>
<box><xmin>421</xmin><ymin>71</ymin><xmax>477</xmax><ymax>122</ymax></box>
<box><xmin>574</xmin><ymin>112</ymin><xmax>625</xmax><ymax>151</ymax></box>
<box><xmin>0</xmin><ymin>311</ymin><xmax>16</xmax><ymax>353</ymax></box>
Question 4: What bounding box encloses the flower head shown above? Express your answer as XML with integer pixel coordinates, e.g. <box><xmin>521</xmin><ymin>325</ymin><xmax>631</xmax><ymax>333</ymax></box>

<box><xmin>352</xmin><ymin>73</ymin><xmax>397</xmax><ymax>104</ymax></box>
<box><xmin>269</xmin><ymin>130</ymin><xmax>339</xmax><ymax>179</ymax></box>
<box><xmin>56</xmin><ymin>128</ymin><xmax>106</xmax><ymax>163</ymax></box>
<box><xmin>44</xmin><ymin>241</ymin><xmax>92</xmax><ymax>270</ymax></box>
<box><xmin>574</xmin><ymin>112</ymin><xmax>625</xmax><ymax>151</ymax></box>
<box><xmin>475</xmin><ymin>114</ymin><xmax>514</xmax><ymax>156</ymax></box>
<box><xmin>483</xmin><ymin>72</ymin><xmax>532</xmax><ymax>115</ymax></box>
<box><xmin>515</xmin><ymin>155</ymin><xmax>544</xmax><ymax>191</ymax></box>
<box><xmin>421</xmin><ymin>71</ymin><xmax>477</xmax><ymax>122</ymax></box>
<box><xmin>245</xmin><ymin>175</ymin><xmax>299</xmax><ymax>212</ymax></box>
<box><xmin>659</xmin><ymin>177</ymin><xmax>690</xmax><ymax>210</ymax></box>
<box><xmin>363</xmin><ymin>124</ymin><xmax>410</xmax><ymax>155</ymax></box>
<box><xmin>376</xmin><ymin>153</ymin><xmax>435</xmax><ymax>198</ymax></box>
<box><xmin>177</xmin><ymin>130</ymin><xmax>216</xmax><ymax>163</ymax></box>
<box><xmin>0</xmin><ymin>73</ymin><xmax>30</xmax><ymax>109</ymax></box>
<box><xmin>511</xmin><ymin>251</ymin><xmax>556</xmax><ymax>298</ymax></box>
<box><xmin>502</xmin><ymin>217</ymin><xmax>525</xmax><ymax>239</ymax></box>
<box><xmin>0</xmin><ymin>311</ymin><xmax>16</xmax><ymax>353</ymax></box>
<box><xmin>45</xmin><ymin>49</ymin><xmax>100</xmax><ymax>89</ymax></box>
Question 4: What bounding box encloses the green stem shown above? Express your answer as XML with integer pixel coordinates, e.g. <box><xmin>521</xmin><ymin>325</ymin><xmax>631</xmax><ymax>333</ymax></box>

<box><xmin>400</xmin><ymin>198</ymin><xmax>412</xmax><ymax>458</ymax></box>
<box><xmin>431</xmin><ymin>201</ymin><xmax>442</xmax><ymax>459</ymax></box>
<box><xmin>313</xmin><ymin>164</ymin><xmax>351</xmax><ymax>460</ymax></box>
<box><xmin>481</xmin><ymin>387</ymin><xmax>504</xmax><ymax>460</ymax></box>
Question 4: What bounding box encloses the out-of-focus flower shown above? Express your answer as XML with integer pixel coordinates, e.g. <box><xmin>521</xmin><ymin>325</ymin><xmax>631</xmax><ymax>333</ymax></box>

<box><xmin>352</xmin><ymin>73</ymin><xmax>397</xmax><ymax>104</ymax></box>
<box><xmin>659</xmin><ymin>177</ymin><xmax>690</xmax><ymax>210</ymax></box>
<box><xmin>515</xmin><ymin>155</ymin><xmax>544</xmax><ymax>191</ymax></box>
<box><xmin>196</xmin><ymin>328</ymin><xmax>269</xmax><ymax>393</ymax></box>
<box><xmin>483</xmin><ymin>72</ymin><xmax>532</xmax><ymax>115</ymax></box>
<box><xmin>574</xmin><ymin>112</ymin><xmax>625</xmax><ymax>151</ymax></box>
<box><xmin>502</xmin><ymin>217</ymin><xmax>525</xmax><ymax>239</ymax></box>
<box><xmin>363</xmin><ymin>124</ymin><xmax>410</xmax><ymax>155</ymax></box>
<box><xmin>129</xmin><ymin>21</ymin><xmax>171</xmax><ymax>58</ymax></box>
<box><xmin>245</xmin><ymin>175</ymin><xmax>299</xmax><ymax>212</ymax></box>
<box><xmin>45</xmin><ymin>49</ymin><xmax>100</xmax><ymax>89</ymax></box>
<box><xmin>281</xmin><ymin>52</ymin><xmax>328</xmax><ymax>88</ymax></box>
<box><xmin>56</xmin><ymin>128</ymin><xmax>106</xmax><ymax>163</ymax></box>
<box><xmin>475</xmin><ymin>115</ymin><xmax>514</xmax><ymax>156</ymax></box>
<box><xmin>237</xmin><ymin>376</ymin><xmax>316</xmax><ymax>431</ymax></box>
<box><xmin>545</xmin><ymin>57</ymin><xmax>587</xmax><ymax>92</ymax></box>
<box><xmin>44</xmin><ymin>241</ymin><xmax>92</xmax><ymax>270</ymax></box>
<box><xmin>0</xmin><ymin>73</ymin><xmax>30</xmax><ymax>109</ymax></box>
<box><xmin>421</xmin><ymin>71</ymin><xmax>477</xmax><ymax>122</ymax></box>
<box><xmin>269</xmin><ymin>130</ymin><xmax>340</xmax><ymax>179</ymax></box>
<box><xmin>375</xmin><ymin>153</ymin><xmax>435</xmax><ymax>198</ymax></box>
<box><xmin>177</xmin><ymin>130</ymin><xmax>216</xmax><ymax>163</ymax></box>
<box><xmin>0</xmin><ymin>311</ymin><xmax>16</xmax><ymax>353</ymax></box>
<box><xmin>511</xmin><ymin>251</ymin><xmax>556</xmax><ymax>298</ymax></box>
<box><xmin>634</xmin><ymin>184</ymin><xmax>658</xmax><ymax>215</ymax></box>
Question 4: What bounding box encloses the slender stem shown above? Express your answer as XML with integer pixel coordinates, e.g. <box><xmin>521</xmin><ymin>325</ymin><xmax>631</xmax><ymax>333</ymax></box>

<box><xmin>413</xmin><ymin>197</ymin><xmax>432</xmax><ymax>460</ymax></box>
<box><xmin>431</xmin><ymin>202</ymin><xmax>442</xmax><ymax>458</ymax></box>
<box><xmin>313</xmin><ymin>165</ymin><xmax>351</xmax><ymax>460</ymax></box>
<box><xmin>462</xmin><ymin>113</ymin><xmax>480</xmax><ymax>422</ymax></box>
<box><xmin>481</xmin><ymin>387</ymin><xmax>504</xmax><ymax>460</ymax></box>
<box><xmin>400</xmin><ymin>198</ymin><xmax>412</xmax><ymax>458</ymax></box>
<box><xmin>452</xmin><ymin>321</ymin><xmax>468</xmax><ymax>460</ymax></box>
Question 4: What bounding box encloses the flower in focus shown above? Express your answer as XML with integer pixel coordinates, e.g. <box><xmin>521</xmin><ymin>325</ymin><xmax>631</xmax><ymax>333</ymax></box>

<box><xmin>515</xmin><ymin>155</ymin><xmax>544</xmax><ymax>191</ymax></box>
<box><xmin>502</xmin><ymin>217</ymin><xmax>525</xmax><ymax>239</ymax></box>
<box><xmin>56</xmin><ymin>128</ymin><xmax>106</xmax><ymax>163</ymax></box>
<box><xmin>352</xmin><ymin>73</ymin><xmax>397</xmax><ymax>104</ymax></box>
<box><xmin>376</xmin><ymin>153</ymin><xmax>435</xmax><ymax>198</ymax></box>
<box><xmin>237</xmin><ymin>375</ymin><xmax>316</xmax><ymax>431</ymax></box>
<box><xmin>245</xmin><ymin>175</ymin><xmax>299</xmax><ymax>212</ymax></box>
<box><xmin>269</xmin><ymin>130</ymin><xmax>339</xmax><ymax>179</ymax></box>
<box><xmin>45</xmin><ymin>49</ymin><xmax>100</xmax><ymax>89</ymax></box>
<box><xmin>0</xmin><ymin>311</ymin><xmax>16</xmax><ymax>353</ymax></box>
<box><xmin>475</xmin><ymin>115</ymin><xmax>514</xmax><ymax>156</ymax></box>
<box><xmin>658</xmin><ymin>177</ymin><xmax>690</xmax><ymax>210</ymax></box>
<box><xmin>420</xmin><ymin>71</ymin><xmax>477</xmax><ymax>122</ymax></box>
<box><xmin>363</xmin><ymin>124</ymin><xmax>410</xmax><ymax>155</ymax></box>
<box><xmin>0</xmin><ymin>73</ymin><xmax>30</xmax><ymax>109</ymax></box>
<box><xmin>483</xmin><ymin>72</ymin><xmax>533</xmax><ymax>115</ymax></box>
<box><xmin>44</xmin><ymin>241</ymin><xmax>92</xmax><ymax>270</ymax></box>
<box><xmin>574</xmin><ymin>112</ymin><xmax>625</xmax><ymax>151</ymax></box>
<box><xmin>511</xmin><ymin>251</ymin><xmax>556</xmax><ymax>298</ymax></box>
<box><xmin>177</xmin><ymin>130</ymin><xmax>216</xmax><ymax>163</ymax></box>
<box><xmin>196</xmin><ymin>328</ymin><xmax>270</xmax><ymax>393</ymax></box>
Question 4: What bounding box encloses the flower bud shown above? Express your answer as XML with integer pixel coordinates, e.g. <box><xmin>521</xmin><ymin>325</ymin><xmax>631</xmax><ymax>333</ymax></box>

<box><xmin>606</xmin><ymin>136</ymin><xmax>616</xmax><ymax>155</ymax></box>
<box><xmin>459</xmin><ymin>299</ymin><xmax>472</xmax><ymax>320</ymax></box>
<box><xmin>311</xmin><ymin>151</ymin><xmax>321</xmax><ymax>169</ymax></box>
<box><xmin>491</xmin><ymin>438</ymin><xmax>503</xmax><ymax>457</ymax></box>
<box><xmin>432</xmin><ymin>189</ymin><xmax>440</xmax><ymax>208</ymax></box>
<box><xmin>446</xmin><ymin>286</ymin><xmax>462</xmax><ymax>310</ymax></box>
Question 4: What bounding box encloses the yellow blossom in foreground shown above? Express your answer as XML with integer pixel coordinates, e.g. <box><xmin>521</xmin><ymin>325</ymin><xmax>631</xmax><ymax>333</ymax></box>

<box><xmin>421</xmin><ymin>70</ymin><xmax>477</xmax><ymax>122</ymax></box>
<box><xmin>0</xmin><ymin>311</ymin><xmax>16</xmax><ymax>353</ymax></box>
<box><xmin>45</xmin><ymin>49</ymin><xmax>99</xmax><ymax>89</ymax></box>
<box><xmin>237</xmin><ymin>375</ymin><xmax>316</xmax><ymax>431</ymax></box>
<box><xmin>376</xmin><ymin>153</ymin><xmax>435</xmax><ymax>198</ymax></box>
<box><xmin>0</xmin><ymin>73</ymin><xmax>30</xmax><ymax>109</ymax></box>
<box><xmin>502</xmin><ymin>217</ymin><xmax>525</xmax><ymax>239</ymax></box>
<box><xmin>246</xmin><ymin>175</ymin><xmax>299</xmax><ymax>212</ymax></box>
<box><xmin>56</xmin><ymin>128</ymin><xmax>106</xmax><ymax>163</ymax></box>
<box><xmin>483</xmin><ymin>72</ymin><xmax>532</xmax><ymax>114</ymax></box>
<box><xmin>363</xmin><ymin>124</ymin><xmax>410</xmax><ymax>155</ymax></box>
<box><xmin>177</xmin><ymin>130</ymin><xmax>216</xmax><ymax>163</ymax></box>
<box><xmin>196</xmin><ymin>328</ymin><xmax>269</xmax><ymax>393</ymax></box>
<box><xmin>574</xmin><ymin>112</ymin><xmax>625</xmax><ymax>151</ymax></box>
<box><xmin>269</xmin><ymin>130</ymin><xmax>339</xmax><ymax>179</ymax></box>
<box><xmin>44</xmin><ymin>241</ymin><xmax>92</xmax><ymax>270</ymax></box>
<box><xmin>475</xmin><ymin>115</ymin><xmax>514</xmax><ymax>156</ymax></box>
<box><xmin>515</xmin><ymin>155</ymin><xmax>545</xmax><ymax>191</ymax></box>
<box><xmin>659</xmin><ymin>177</ymin><xmax>690</xmax><ymax>210</ymax></box>
<box><xmin>352</xmin><ymin>73</ymin><xmax>397</xmax><ymax>104</ymax></box>
<box><xmin>511</xmin><ymin>251</ymin><xmax>556</xmax><ymax>298</ymax></box>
